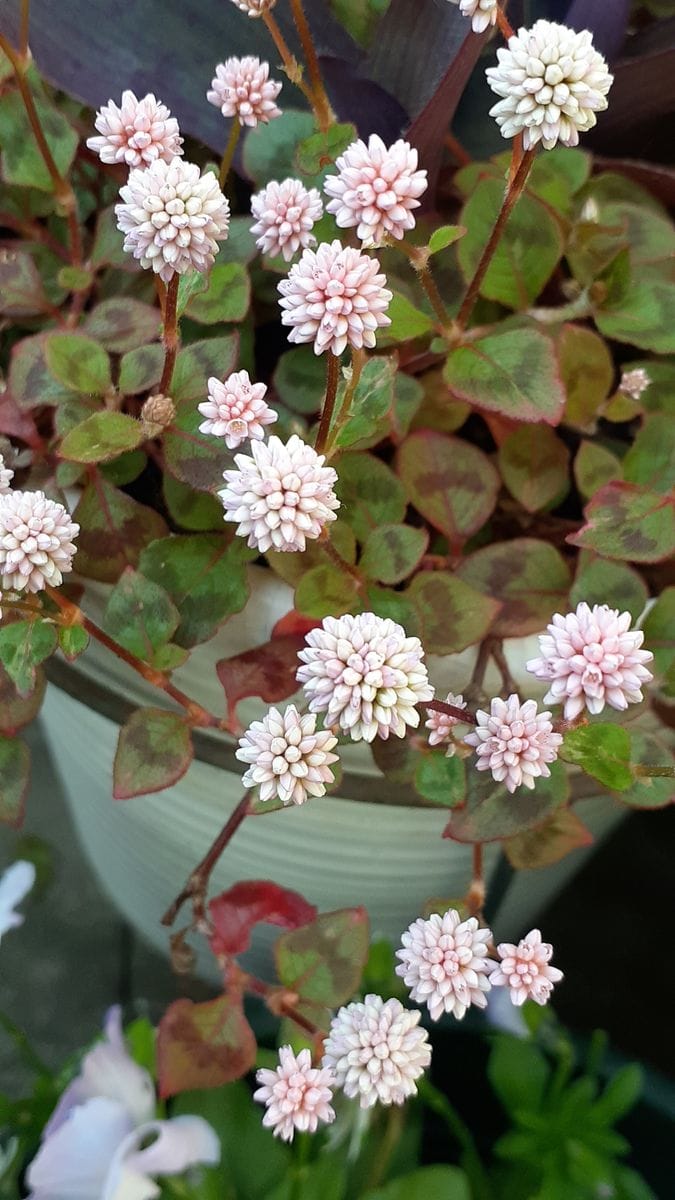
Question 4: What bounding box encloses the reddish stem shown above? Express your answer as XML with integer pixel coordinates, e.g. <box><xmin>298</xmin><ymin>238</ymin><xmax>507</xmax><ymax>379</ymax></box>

<box><xmin>314</xmin><ymin>352</ymin><xmax>341</xmax><ymax>455</ymax></box>
<box><xmin>426</xmin><ymin>698</ymin><xmax>477</xmax><ymax>726</ymax></box>
<box><xmin>161</xmin><ymin>791</ymin><xmax>253</xmax><ymax>927</ymax></box>
<box><xmin>289</xmin><ymin>0</ymin><xmax>333</xmax><ymax>131</ymax></box>
<box><xmin>159</xmin><ymin>275</ymin><xmax>179</xmax><ymax>395</ymax></box>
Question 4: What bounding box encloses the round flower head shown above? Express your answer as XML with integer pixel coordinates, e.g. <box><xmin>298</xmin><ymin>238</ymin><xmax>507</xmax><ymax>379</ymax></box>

<box><xmin>619</xmin><ymin>368</ymin><xmax>651</xmax><ymax>402</ymax></box>
<box><xmin>116</xmin><ymin>159</ymin><xmax>230</xmax><ymax>283</ymax></box>
<box><xmin>396</xmin><ymin>910</ymin><xmax>495</xmax><ymax>1021</ymax></box>
<box><xmin>236</xmin><ymin>705</ymin><xmax>339</xmax><ymax>806</ymax></box>
<box><xmin>198</xmin><ymin>371</ymin><xmax>277</xmax><ymax>449</ymax></box>
<box><xmin>207</xmin><ymin>58</ymin><xmax>282</xmax><ymax>128</ymax></box>
<box><xmin>254</xmin><ymin>1046</ymin><xmax>335</xmax><ymax>1142</ymax></box>
<box><xmin>279</xmin><ymin>240</ymin><xmax>392</xmax><ymax>357</ymax></box>
<box><xmin>447</xmin><ymin>0</ymin><xmax>498</xmax><ymax>34</ymax></box>
<box><xmin>464</xmin><ymin>695</ymin><xmax>562</xmax><ymax>794</ymax></box>
<box><xmin>86</xmin><ymin>91</ymin><xmax>183</xmax><ymax>169</ymax></box>
<box><xmin>491</xmin><ymin>929</ymin><xmax>563</xmax><ymax>1007</ymax></box>
<box><xmin>324</xmin><ymin>135</ymin><xmax>427</xmax><ymax>247</ymax></box>
<box><xmin>220</xmin><ymin>434</ymin><xmax>339</xmax><ymax>553</ymax></box>
<box><xmin>297</xmin><ymin>613</ymin><xmax>433</xmax><ymax>743</ymax></box>
<box><xmin>251</xmin><ymin>178</ymin><xmax>323</xmax><ymax>262</ymax></box>
<box><xmin>526</xmin><ymin>602</ymin><xmax>654</xmax><ymax>720</ymax></box>
<box><xmin>0</xmin><ymin>454</ymin><xmax>13</xmax><ymax>494</ymax></box>
<box><xmin>0</xmin><ymin>490</ymin><xmax>79</xmax><ymax>593</ymax></box>
<box><xmin>230</xmin><ymin>0</ymin><xmax>276</xmax><ymax>13</ymax></box>
<box><xmin>323</xmin><ymin>995</ymin><xmax>431</xmax><ymax>1109</ymax></box>
<box><xmin>425</xmin><ymin>692</ymin><xmax>466</xmax><ymax>756</ymax></box>
<box><xmin>486</xmin><ymin>20</ymin><xmax>613</xmax><ymax>150</ymax></box>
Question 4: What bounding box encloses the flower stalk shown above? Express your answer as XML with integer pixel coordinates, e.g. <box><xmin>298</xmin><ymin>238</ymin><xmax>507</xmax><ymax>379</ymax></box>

<box><xmin>399</xmin><ymin>239</ymin><xmax>453</xmax><ymax>334</ymax></box>
<box><xmin>289</xmin><ymin>0</ymin><xmax>333</xmax><ymax>132</ymax></box>
<box><xmin>314</xmin><ymin>352</ymin><xmax>341</xmax><ymax>455</ymax></box>
<box><xmin>162</xmin><ymin>791</ymin><xmax>254</xmax><ymax>928</ymax></box>
<box><xmin>218</xmin><ymin>120</ymin><xmax>241</xmax><ymax>188</ymax></box>
<box><xmin>262</xmin><ymin>10</ymin><xmax>316</xmax><ymax>108</ymax></box>
<box><xmin>159</xmin><ymin>275</ymin><xmax>180</xmax><ymax>395</ymax></box>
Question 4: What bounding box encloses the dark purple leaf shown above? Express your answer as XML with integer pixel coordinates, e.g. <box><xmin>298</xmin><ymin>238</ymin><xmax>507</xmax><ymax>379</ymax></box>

<box><xmin>565</xmin><ymin>0</ymin><xmax>631</xmax><ymax>60</ymax></box>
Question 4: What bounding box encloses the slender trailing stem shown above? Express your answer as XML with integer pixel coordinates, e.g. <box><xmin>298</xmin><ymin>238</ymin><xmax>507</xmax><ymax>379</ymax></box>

<box><xmin>496</xmin><ymin>3</ymin><xmax>515</xmax><ymax>39</ymax></box>
<box><xmin>466</xmin><ymin>842</ymin><xmax>486</xmax><ymax>918</ymax></box>
<box><xmin>19</xmin><ymin>0</ymin><xmax>31</xmax><ymax>60</ymax></box>
<box><xmin>418</xmin><ymin>1078</ymin><xmax>493</xmax><ymax>1200</ymax></box>
<box><xmin>159</xmin><ymin>275</ymin><xmax>180</xmax><ymax>395</ymax></box>
<box><xmin>315</xmin><ymin>352</ymin><xmax>341</xmax><ymax>455</ymax></box>
<box><xmin>491</xmin><ymin>639</ymin><xmax>518</xmax><ymax>695</ymax></box>
<box><xmin>634</xmin><ymin>764</ymin><xmax>675</xmax><ymax>778</ymax></box>
<box><xmin>162</xmin><ymin>791</ymin><xmax>253</xmax><ymax>928</ymax></box>
<box><xmin>262</xmin><ymin>11</ymin><xmax>316</xmax><ymax>107</ymax></box>
<box><xmin>321</xmin><ymin>530</ymin><xmax>363</xmax><ymax>585</ymax></box>
<box><xmin>365</xmin><ymin>1106</ymin><xmax>405</xmax><ymax>1191</ymax></box>
<box><xmin>456</xmin><ymin>147</ymin><xmax>536</xmax><ymax>330</ymax></box>
<box><xmin>154</xmin><ymin>274</ymin><xmax>167</xmax><ymax>320</ymax></box>
<box><xmin>399</xmin><ymin>239</ymin><xmax>452</xmax><ymax>332</ymax></box>
<box><xmin>45</xmin><ymin>586</ymin><xmax>220</xmax><ymax>730</ymax></box>
<box><xmin>218</xmin><ymin>120</ymin><xmax>241</xmax><ymax>188</ymax></box>
<box><xmin>425</xmin><ymin>698</ymin><xmax>477</xmax><ymax>726</ymax></box>
<box><xmin>289</xmin><ymin>0</ymin><xmax>333</xmax><ymax>131</ymax></box>
<box><xmin>326</xmin><ymin>347</ymin><xmax>365</xmax><ymax>454</ymax></box>
<box><xmin>0</xmin><ymin>33</ymin><xmax>82</xmax><ymax>266</ymax></box>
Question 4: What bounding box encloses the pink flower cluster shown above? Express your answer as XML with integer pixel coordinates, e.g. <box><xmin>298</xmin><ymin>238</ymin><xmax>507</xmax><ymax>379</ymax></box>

<box><xmin>465</xmin><ymin>694</ymin><xmax>563</xmax><ymax>794</ymax></box>
<box><xmin>198</xmin><ymin>371</ymin><xmax>277</xmax><ymax>449</ymax></box>
<box><xmin>254</xmin><ymin>1046</ymin><xmax>335</xmax><ymax>1142</ymax></box>
<box><xmin>207</xmin><ymin>57</ymin><xmax>282</xmax><ymax>128</ymax></box>
<box><xmin>87</xmin><ymin>91</ymin><xmax>183</xmax><ymax>169</ymax></box>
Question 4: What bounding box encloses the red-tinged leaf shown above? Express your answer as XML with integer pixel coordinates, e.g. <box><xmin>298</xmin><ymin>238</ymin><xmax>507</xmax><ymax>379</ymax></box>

<box><xmin>209</xmin><ymin>881</ymin><xmax>317</xmax><ymax>957</ymax></box>
<box><xmin>504</xmin><ymin>807</ymin><xmax>594</xmax><ymax>871</ymax></box>
<box><xmin>396</xmin><ymin>430</ymin><xmax>499</xmax><ymax>548</ymax></box>
<box><xmin>0</xmin><ymin>735</ymin><xmax>30</xmax><ymax>827</ymax></box>
<box><xmin>113</xmin><ymin>708</ymin><xmax>193</xmax><ymax>799</ymax></box>
<box><xmin>158</xmin><ymin>993</ymin><xmax>256</xmax><ymax>1098</ymax></box>
<box><xmin>456</xmin><ymin>539</ymin><xmax>571</xmax><ymax>637</ymax></box>
<box><xmin>73</xmin><ymin>475</ymin><xmax>168</xmax><ymax>583</ymax></box>
<box><xmin>275</xmin><ymin>907</ymin><xmax>370</xmax><ymax>1007</ymax></box>
<box><xmin>443</xmin><ymin>328</ymin><xmax>566</xmax><ymax>425</ymax></box>
<box><xmin>0</xmin><ymin>664</ymin><xmax>46</xmax><ymax>735</ymax></box>
<box><xmin>0</xmin><ymin>389</ymin><xmax>39</xmax><ymax>444</ymax></box>
<box><xmin>271</xmin><ymin>610</ymin><xmax>321</xmax><ymax>639</ymax></box>
<box><xmin>406</xmin><ymin>571</ymin><xmax>501</xmax><ymax>654</ymax></box>
<box><xmin>568</xmin><ymin>482</ymin><xmax>675</xmax><ymax>563</ymax></box>
<box><xmin>443</xmin><ymin>760</ymin><xmax>569</xmax><ymax>844</ymax></box>
<box><xmin>216</xmin><ymin>635</ymin><xmax>304</xmax><ymax>727</ymax></box>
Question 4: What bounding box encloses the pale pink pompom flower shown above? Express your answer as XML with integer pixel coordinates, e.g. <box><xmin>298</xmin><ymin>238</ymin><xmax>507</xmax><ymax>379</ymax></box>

<box><xmin>619</xmin><ymin>368</ymin><xmax>651</xmax><ymax>402</ymax></box>
<box><xmin>323</xmin><ymin>995</ymin><xmax>431</xmax><ymax>1109</ymax></box>
<box><xmin>464</xmin><ymin>695</ymin><xmax>563</xmax><ymax>794</ymax></box>
<box><xmin>297</xmin><ymin>613</ymin><xmax>434</xmax><ymax>743</ymax></box>
<box><xmin>447</xmin><ymin>0</ymin><xmax>498</xmax><ymax>34</ymax></box>
<box><xmin>425</xmin><ymin>692</ymin><xmax>467</xmax><ymax>756</ymax></box>
<box><xmin>526</xmin><ymin>602</ymin><xmax>654</xmax><ymax>720</ymax></box>
<box><xmin>198</xmin><ymin>372</ymin><xmax>277</xmax><ymax>449</ymax></box>
<box><xmin>87</xmin><ymin>91</ymin><xmax>183</xmax><ymax>169</ymax></box>
<box><xmin>278</xmin><ymin>240</ymin><xmax>392</xmax><ymax>357</ymax></box>
<box><xmin>220</xmin><ymin>434</ymin><xmax>339</xmax><ymax>553</ymax></box>
<box><xmin>324</xmin><ymin>134</ymin><xmax>427</xmax><ymax>247</ymax></box>
<box><xmin>396</xmin><ymin>909</ymin><xmax>495</xmax><ymax>1022</ymax></box>
<box><xmin>254</xmin><ymin>1046</ymin><xmax>335</xmax><ymax>1142</ymax></box>
<box><xmin>236</xmin><ymin>704</ymin><xmax>339</xmax><ymax>806</ymax></box>
<box><xmin>0</xmin><ymin>490</ymin><xmax>79</xmax><ymax>594</ymax></box>
<box><xmin>251</xmin><ymin>178</ymin><xmax>323</xmax><ymax>262</ymax></box>
<box><xmin>0</xmin><ymin>454</ymin><xmax>13</xmax><ymax>494</ymax></box>
<box><xmin>230</xmin><ymin>0</ymin><xmax>277</xmax><ymax>13</ymax></box>
<box><xmin>116</xmin><ymin>159</ymin><xmax>230</xmax><ymax>283</ymax></box>
<box><xmin>491</xmin><ymin>929</ymin><xmax>563</xmax><ymax>1006</ymax></box>
<box><xmin>207</xmin><ymin>58</ymin><xmax>282</xmax><ymax>128</ymax></box>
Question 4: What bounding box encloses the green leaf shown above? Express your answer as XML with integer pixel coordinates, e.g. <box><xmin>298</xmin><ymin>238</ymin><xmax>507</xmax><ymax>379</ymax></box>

<box><xmin>60</xmin><ymin>412</ymin><xmax>144</xmax><ymax>463</ymax></box>
<box><xmin>8</xmin><ymin>333</ymin><xmax>80</xmax><ymax>410</ymax></box>
<box><xmin>171</xmin><ymin>335</ymin><xmax>239</xmax><ymax>405</ymax></box>
<box><xmin>0</xmin><ymin>621</ymin><xmax>58</xmax><ymax>695</ymax></box>
<box><xmin>275</xmin><ymin>908</ymin><xmax>370</xmax><ymax>1007</ymax></box>
<box><xmin>113</xmin><ymin>708</ymin><xmax>193</xmax><ymax>799</ymax></box>
<box><xmin>557</xmin><ymin>324</ymin><xmax>614</xmax><ymax>431</ymax></box>
<box><xmin>73</xmin><ymin>476</ymin><xmax>168</xmax><ymax>583</ymax></box>
<box><xmin>57</xmin><ymin>264</ymin><xmax>94</xmax><ymax>293</ymax></box>
<box><xmin>294</xmin><ymin>562</ymin><xmax>360</xmax><ymax>618</ymax></box>
<box><xmin>176</xmin><ymin>269</ymin><xmax>208</xmax><ymax>317</ymax></box>
<box><xmin>163</xmin><ymin>336</ymin><xmax>239</xmax><ymax>491</ymax></box>
<box><xmin>0</xmin><ymin>250</ymin><xmax>48</xmax><ymax>317</ymax></box>
<box><xmin>366</xmin><ymin>586</ymin><xmax>421</xmax><ymax>637</ymax></box>
<box><xmin>505</xmin><ymin>807</ymin><xmax>593</xmax><ymax>870</ymax></box>
<box><xmin>498</xmin><ymin>426</ymin><xmax>570</xmax><ymax>513</ymax></box>
<box><xmin>360</xmin><ymin>524</ymin><xmax>428</xmax><ymax>585</ymax></box>
<box><xmin>443</xmin><ymin>759</ymin><xmax>569</xmax><ymax>843</ymax></box>
<box><xmin>596</xmin><ymin>258</ymin><xmax>675</xmax><ymax>354</ymax></box>
<box><xmin>397</xmin><ymin>430</ymin><xmax>498</xmax><ymax>546</ymax></box>
<box><xmin>0</xmin><ymin>662</ymin><xmax>46</xmax><ymax>734</ymax></box>
<box><xmin>157</xmin><ymin>994</ymin><xmax>256</xmax><ymax>1097</ymax></box>
<box><xmin>0</xmin><ymin>85</ymin><xmax>77</xmax><ymax>192</ymax></box>
<box><xmin>428</xmin><ymin>225</ymin><xmax>465</xmax><ymax>255</ymax></box>
<box><xmin>243</xmin><ymin>109</ymin><xmax>316</xmax><ymax>186</ymax></box>
<box><xmin>273</xmin><ymin>347</ymin><xmax>325</xmax><ymax>414</ymax></box>
<box><xmin>593</xmin><ymin>1065</ymin><xmax>643</xmax><ymax>1126</ymax></box>
<box><xmin>488</xmin><ymin>1036</ymin><xmax>550</xmax><ymax>1116</ymax></box>
<box><xmin>623</xmin><ymin>414</ymin><xmax>675</xmax><ymax>494</ymax></box>
<box><xmin>364</xmin><ymin>1165</ymin><xmax>470</xmax><ymax>1200</ymax></box>
<box><xmin>57</xmin><ymin>624</ymin><xmax>90</xmax><ymax>661</ymax></box>
<box><xmin>139</xmin><ymin>534</ymin><xmax>250</xmax><ymax>647</ymax></box>
<box><xmin>82</xmin><ymin>298</ymin><xmax>160</xmax><ymax>353</ymax></box>
<box><xmin>333</xmin><ymin>356</ymin><xmax>396</xmax><ymax>449</ymax></box>
<box><xmin>414</xmin><ymin>753</ymin><xmax>465</xmax><ymax>807</ymax></box>
<box><xmin>570</xmin><ymin>554</ymin><xmax>648</xmax><ymax>623</ymax></box>
<box><xmin>44</xmin><ymin>333</ymin><xmax>112</xmax><ymax>395</ymax></box>
<box><xmin>382</xmin><ymin>292</ymin><xmax>434</xmax><ymax>342</ymax></box>
<box><xmin>91</xmin><ymin>205</ymin><xmax>128</xmax><ymax>270</ymax></box>
<box><xmin>336</xmin><ymin>452</ymin><xmax>406</xmax><ymax>543</ymax></box>
<box><xmin>100</xmin><ymin>449</ymin><xmax>147</xmax><ymax>487</ymax></box>
<box><xmin>103</xmin><ymin>567</ymin><xmax>180</xmax><ymax>664</ymax></box>
<box><xmin>407</xmin><ymin>571</ymin><xmax>501</xmax><ymax>653</ymax></box>
<box><xmin>0</xmin><ymin>736</ymin><xmax>29</xmax><ymax>827</ymax></box>
<box><xmin>185</xmin><ymin>263</ymin><xmax>250</xmax><ymax>325</ymax></box>
<box><xmin>456</xmin><ymin>539</ymin><xmax>572</xmax><ymax>636</ymax></box>
<box><xmin>615</xmin><ymin>732</ymin><xmax>675</xmax><ymax>810</ymax></box>
<box><xmin>560</xmin><ymin>724</ymin><xmax>634</xmax><ymax>791</ymax></box>
<box><xmin>444</xmin><ymin>328</ymin><xmax>566</xmax><ymax>424</ymax></box>
<box><xmin>295</xmin><ymin>122</ymin><xmax>356</xmax><ymax>175</ymax></box>
<box><xmin>569</xmin><ymin>482</ymin><xmax>675</xmax><ymax>563</ymax></box>
<box><xmin>459</xmin><ymin>178</ymin><xmax>564</xmax><ymax>308</ymax></box>
<box><xmin>163</xmin><ymin>474</ymin><xmax>223</xmax><ymax>531</ymax></box>
<box><xmin>642</xmin><ymin>587</ymin><xmax>675</xmax><ymax>674</ymax></box>
<box><xmin>118</xmin><ymin>344</ymin><xmax>164</xmax><ymax>396</ymax></box>
<box><xmin>574</xmin><ymin>441</ymin><xmax>622</xmax><ymax>501</ymax></box>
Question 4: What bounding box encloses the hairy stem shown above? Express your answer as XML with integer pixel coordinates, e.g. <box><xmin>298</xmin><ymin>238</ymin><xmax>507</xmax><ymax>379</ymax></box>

<box><xmin>496</xmin><ymin>3</ymin><xmax>515</xmax><ymax>39</ymax></box>
<box><xmin>162</xmin><ymin>791</ymin><xmax>253</xmax><ymax>928</ymax></box>
<box><xmin>321</xmin><ymin>529</ymin><xmax>363</xmax><ymax>584</ymax></box>
<box><xmin>466</xmin><ymin>842</ymin><xmax>486</xmax><ymax>918</ymax></box>
<box><xmin>262</xmin><ymin>11</ymin><xmax>315</xmax><ymax>107</ymax></box>
<box><xmin>289</xmin><ymin>0</ymin><xmax>333</xmax><ymax>131</ymax></box>
<box><xmin>315</xmin><ymin>352</ymin><xmax>341</xmax><ymax>455</ymax></box>
<box><xmin>634</xmin><ymin>764</ymin><xmax>675</xmax><ymax>778</ymax></box>
<box><xmin>218</xmin><ymin>120</ymin><xmax>241</xmax><ymax>188</ymax></box>
<box><xmin>327</xmin><ymin>346</ymin><xmax>366</xmax><ymax>453</ymax></box>
<box><xmin>399</xmin><ymin>239</ymin><xmax>452</xmax><ymax>332</ymax></box>
<box><xmin>456</xmin><ymin>147</ymin><xmax>535</xmax><ymax>330</ymax></box>
<box><xmin>159</xmin><ymin>275</ymin><xmax>180</xmax><ymax>395</ymax></box>
<box><xmin>19</xmin><ymin>0</ymin><xmax>31</xmax><ymax>62</ymax></box>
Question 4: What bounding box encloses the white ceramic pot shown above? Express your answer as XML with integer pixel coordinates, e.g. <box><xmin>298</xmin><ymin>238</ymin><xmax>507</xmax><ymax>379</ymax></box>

<box><xmin>39</xmin><ymin>566</ymin><xmax>624</xmax><ymax>982</ymax></box>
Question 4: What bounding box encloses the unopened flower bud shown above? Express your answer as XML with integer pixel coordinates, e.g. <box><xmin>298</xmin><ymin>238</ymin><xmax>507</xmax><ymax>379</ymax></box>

<box><xmin>141</xmin><ymin>393</ymin><xmax>176</xmax><ymax>429</ymax></box>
